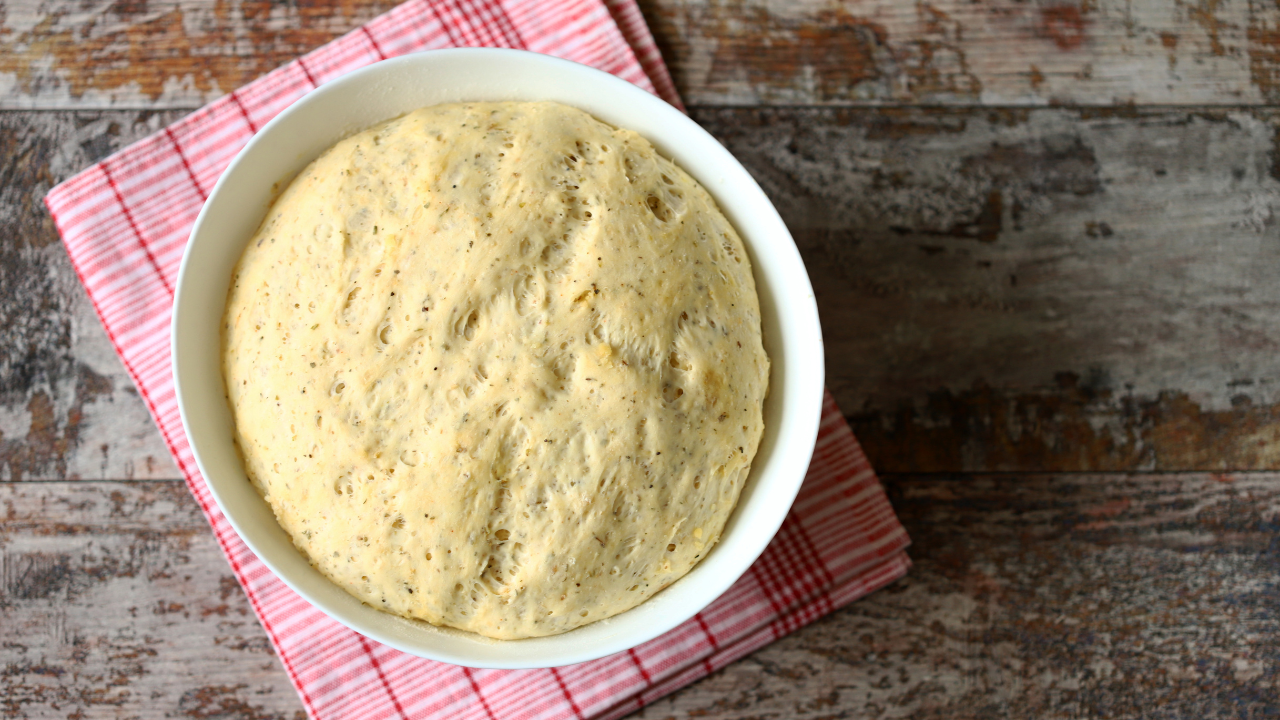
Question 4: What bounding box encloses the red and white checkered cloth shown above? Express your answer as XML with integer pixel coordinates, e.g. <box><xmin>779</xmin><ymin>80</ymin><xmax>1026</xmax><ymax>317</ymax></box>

<box><xmin>44</xmin><ymin>1</ymin><xmax>911</xmax><ymax>717</ymax></box>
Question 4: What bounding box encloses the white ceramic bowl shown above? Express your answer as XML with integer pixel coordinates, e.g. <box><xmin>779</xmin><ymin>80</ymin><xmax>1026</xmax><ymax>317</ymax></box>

<box><xmin>172</xmin><ymin>48</ymin><xmax>824</xmax><ymax>669</ymax></box>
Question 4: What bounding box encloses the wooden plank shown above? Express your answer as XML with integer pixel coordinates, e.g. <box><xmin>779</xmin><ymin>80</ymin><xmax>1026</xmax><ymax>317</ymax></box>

<box><xmin>0</xmin><ymin>110</ymin><xmax>181</xmax><ymax>481</ymax></box>
<box><xmin>646</xmin><ymin>0</ymin><xmax>1280</xmax><ymax>107</ymax></box>
<box><xmin>2</xmin><ymin>0</ymin><xmax>1280</xmax><ymax>109</ymax></box>
<box><xmin>693</xmin><ymin>106</ymin><xmax>1280</xmax><ymax>473</ymax></box>
<box><xmin>0</xmin><ymin>0</ymin><xmax>399</xmax><ymax>110</ymax></box>
<box><xmin>6</xmin><ymin>474</ymin><xmax>1275</xmax><ymax>718</ymax></box>
<box><xmin>5</xmin><ymin>106</ymin><xmax>1280</xmax><ymax>475</ymax></box>
<box><xmin>0</xmin><ymin>481</ymin><xmax>304</xmax><ymax>719</ymax></box>
<box><xmin>645</xmin><ymin>471</ymin><xmax>1280</xmax><ymax>718</ymax></box>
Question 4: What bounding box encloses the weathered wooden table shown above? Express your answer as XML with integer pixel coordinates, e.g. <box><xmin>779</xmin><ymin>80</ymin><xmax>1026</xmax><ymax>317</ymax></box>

<box><xmin>4</xmin><ymin>1</ymin><xmax>1280</xmax><ymax>716</ymax></box>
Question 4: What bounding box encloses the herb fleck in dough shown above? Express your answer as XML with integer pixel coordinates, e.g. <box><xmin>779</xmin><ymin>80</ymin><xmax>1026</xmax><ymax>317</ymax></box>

<box><xmin>223</xmin><ymin>101</ymin><xmax>768</xmax><ymax>639</ymax></box>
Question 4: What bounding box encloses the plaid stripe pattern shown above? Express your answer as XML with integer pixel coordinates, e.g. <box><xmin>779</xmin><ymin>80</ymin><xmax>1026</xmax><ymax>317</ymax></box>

<box><xmin>44</xmin><ymin>1</ymin><xmax>911</xmax><ymax>717</ymax></box>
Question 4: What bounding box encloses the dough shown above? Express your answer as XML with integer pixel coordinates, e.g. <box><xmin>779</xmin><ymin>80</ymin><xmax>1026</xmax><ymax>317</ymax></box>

<box><xmin>222</xmin><ymin>101</ymin><xmax>768</xmax><ymax>639</ymax></box>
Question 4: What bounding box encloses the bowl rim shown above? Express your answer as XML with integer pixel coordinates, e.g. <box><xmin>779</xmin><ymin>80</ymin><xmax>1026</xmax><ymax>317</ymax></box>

<box><xmin>172</xmin><ymin>47</ymin><xmax>824</xmax><ymax>668</ymax></box>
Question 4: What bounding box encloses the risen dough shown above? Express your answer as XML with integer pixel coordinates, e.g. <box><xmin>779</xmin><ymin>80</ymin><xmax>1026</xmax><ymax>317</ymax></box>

<box><xmin>222</xmin><ymin>101</ymin><xmax>768</xmax><ymax>639</ymax></box>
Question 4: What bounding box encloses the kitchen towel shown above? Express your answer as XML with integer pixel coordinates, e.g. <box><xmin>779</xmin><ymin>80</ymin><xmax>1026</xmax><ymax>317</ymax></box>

<box><xmin>44</xmin><ymin>1</ymin><xmax>912</xmax><ymax>717</ymax></box>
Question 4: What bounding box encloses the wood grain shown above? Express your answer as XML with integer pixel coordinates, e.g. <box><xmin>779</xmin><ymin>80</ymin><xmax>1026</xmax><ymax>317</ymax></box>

<box><xmin>0</xmin><ymin>110</ymin><xmax>181</xmax><ymax>481</ymax></box>
<box><xmin>3</xmin><ymin>0</ymin><xmax>1280</xmax><ymax>109</ymax></box>
<box><xmin>692</xmin><ymin>105</ymin><xmax>1280</xmax><ymax>473</ymax></box>
<box><xmin>6</xmin><ymin>474</ymin><xmax>1277</xmax><ymax>718</ymax></box>
<box><xmin>0</xmin><ymin>0</ymin><xmax>399</xmax><ymax>109</ymax></box>
<box><xmin>644</xmin><ymin>471</ymin><xmax>1280</xmax><ymax>719</ymax></box>
<box><xmin>644</xmin><ymin>0</ymin><xmax>1280</xmax><ymax>107</ymax></box>
<box><xmin>0</xmin><ymin>481</ymin><xmax>303</xmax><ymax>720</ymax></box>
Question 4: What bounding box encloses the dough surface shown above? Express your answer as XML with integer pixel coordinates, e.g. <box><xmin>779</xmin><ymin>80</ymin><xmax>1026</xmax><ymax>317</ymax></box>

<box><xmin>222</xmin><ymin>101</ymin><xmax>768</xmax><ymax>639</ymax></box>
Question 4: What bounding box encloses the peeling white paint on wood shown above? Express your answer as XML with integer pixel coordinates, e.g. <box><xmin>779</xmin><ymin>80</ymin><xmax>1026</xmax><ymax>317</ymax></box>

<box><xmin>643</xmin><ymin>472</ymin><xmax>1280</xmax><ymax>718</ymax></box>
<box><xmin>643</xmin><ymin>0</ymin><xmax>1279</xmax><ymax>107</ymax></box>
<box><xmin>0</xmin><ymin>482</ymin><xmax>304</xmax><ymax>720</ymax></box>
<box><xmin>0</xmin><ymin>111</ymin><xmax>182</xmax><ymax>481</ymax></box>
<box><xmin>1</xmin><ymin>0</ymin><xmax>1279</xmax><ymax>108</ymax></box>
